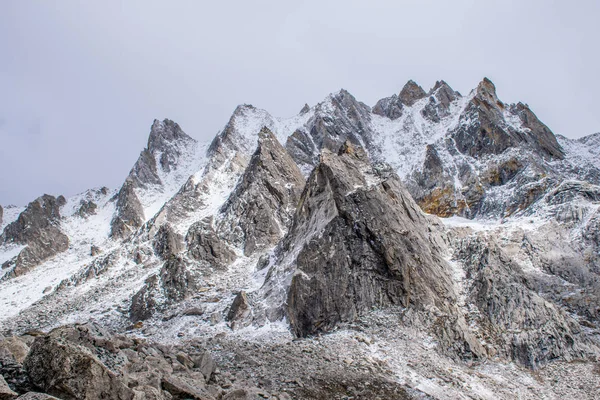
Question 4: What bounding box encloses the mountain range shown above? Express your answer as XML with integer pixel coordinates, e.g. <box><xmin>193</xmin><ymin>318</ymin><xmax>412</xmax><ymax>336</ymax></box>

<box><xmin>0</xmin><ymin>78</ymin><xmax>599</xmax><ymax>399</ymax></box>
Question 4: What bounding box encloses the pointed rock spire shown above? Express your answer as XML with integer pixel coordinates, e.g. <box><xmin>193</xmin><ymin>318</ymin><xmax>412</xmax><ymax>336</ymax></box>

<box><xmin>421</xmin><ymin>80</ymin><xmax>461</xmax><ymax>122</ymax></box>
<box><xmin>128</xmin><ymin>119</ymin><xmax>196</xmax><ymax>189</ymax></box>
<box><xmin>218</xmin><ymin>127</ymin><xmax>305</xmax><ymax>256</ymax></box>
<box><xmin>258</xmin><ymin>141</ymin><xmax>458</xmax><ymax>338</ymax></box>
<box><xmin>399</xmin><ymin>80</ymin><xmax>427</xmax><ymax>106</ymax></box>
<box><xmin>299</xmin><ymin>103</ymin><xmax>310</xmax><ymax>114</ymax></box>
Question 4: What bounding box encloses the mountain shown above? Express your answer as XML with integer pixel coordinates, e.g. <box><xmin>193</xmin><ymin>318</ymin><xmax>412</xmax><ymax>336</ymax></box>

<box><xmin>1</xmin><ymin>79</ymin><xmax>600</xmax><ymax>399</ymax></box>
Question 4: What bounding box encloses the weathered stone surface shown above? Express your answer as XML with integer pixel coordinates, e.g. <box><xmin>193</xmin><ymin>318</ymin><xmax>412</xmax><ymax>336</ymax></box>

<box><xmin>398</xmin><ymin>79</ymin><xmax>427</xmax><ymax>106</ymax></box>
<box><xmin>110</xmin><ymin>179</ymin><xmax>145</xmax><ymax>239</ymax></box>
<box><xmin>218</xmin><ymin>127</ymin><xmax>305</xmax><ymax>256</ymax></box>
<box><xmin>153</xmin><ymin>224</ymin><xmax>183</xmax><ymax>260</ymax></box>
<box><xmin>15</xmin><ymin>393</ymin><xmax>61</xmax><ymax>399</ymax></box>
<box><xmin>0</xmin><ymin>205</ymin><xmax>3</xmax><ymax>227</ymax></box>
<box><xmin>285</xmin><ymin>129</ymin><xmax>318</xmax><ymax>167</ymax></box>
<box><xmin>0</xmin><ymin>375</ymin><xmax>18</xmax><ymax>400</ymax></box>
<box><xmin>129</xmin><ymin>119</ymin><xmax>196</xmax><ymax>189</ymax></box>
<box><xmin>0</xmin><ymin>337</ymin><xmax>30</xmax><ymax>364</ymax></box>
<box><xmin>161</xmin><ymin>375</ymin><xmax>212</xmax><ymax>400</ymax></box>
<box><xmin>372</xmin><ymin>94</ymin><xmax>403</xmax><ymax>120</ymax></box>
<box><xmin>75</xmin><ymin>200</ymin><xmax>97</xmax><ymax>218</ymax></box>
<box><xmin>186</xmin><ymin>216</ymin><xmax>236</xmax><ymax>269</ymax></box>
<box><xmin>263</xmin><ymin>141</ymin><xmax>456</xmax><ymax>337</ymax></box>
<box><xmin>24</xmin><ymin>334</ymin><xmax>134</xmax><ymax>400</ymax></box>
<box><xmin>455</xmin><ymin>235</ymin><xmax>593</xmax><ymax>368</ymax></box>
<box><xmin>421</xmin><ymin>80</ymin><xmax>461</xmax><ymax>122</ymax></box>
<box><xmin>1</xmin><ymin>195</ymin><xmax>69</xmax><ymax>277</ymax></box>
<box><xmin>193</xmin><ymin>351</ymin><xmax>216</xmax><ymax>382</ymax></box>
<box><xmin>226</xmin><ymin>292</ymin><xmax>252</xmax><ymax>330</ymax></box>
<box><xmin>289</xmin><ymin>90</ymin><xmax>374</xmax><ymax>169</ymax></box>
<box><xmin>17</xmin><ymin>392</ymin><xmax>61</xmax><ymax>400</ymax></box>
<box><xmin>452</xmin><ymin>78</ymin><xmax>564</xmax><ymax>160</ymax></box>
<box><xmin>129</xmin><ymin>256</ymin><xmax>199</xmax><ymax>322</ymax></box>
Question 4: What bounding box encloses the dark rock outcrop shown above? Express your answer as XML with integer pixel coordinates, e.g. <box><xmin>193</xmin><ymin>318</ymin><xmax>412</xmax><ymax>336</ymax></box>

<box><xmin>398</xmin><ymin>80</ymin><xmax>427</xmax><ymax>106</ymax></box>
<box><xmin>287</xmin><ymin>90</ymin><xmax>374</xmax><ymax>169</ymax></box>
<box><xmin>129</xmin><ymin>256</ymin><xmax>199</xmax><ymax>322</ymax></box>
<box><xmin>24</xmin><ymin>334</ymin><xmax>134</xmax><ymax>400</ymax></box>
<box><xmin>372</xmin><ymin>80</ymin><xmax>428</xmax><ymax>121</ymax></box>
<box><xmin>266</xmin><ymin>142</ymin><xmax>456</xmax><ymax>337</ymax></box>
<box><xmin>128</xmin><ymin>119</ymin><xmax>196</xmax><ymax>189</ymax></box>
<box><xmin>218</xmin><ymin>127</ymin><xmax>305</xmax><ymax>256</ymax></box>
<box><xmin>153</xmin><ymin>224</ymin><xmax>183</xmax><ymax>260</ymax></box>
<box><xmin>1</xmin><ymin>195</ymin><xmax>69</xmax><ymax>277</ymax></box>
<box><xmin>452</xmin><ymin>78</ymin><xmax>564</xmax><ymax>160</ymax></box>
<box><xmin>421</xmin><ymin>80</ymin><xmax>461</xmax><ymax>122</ymax></box>
<box><xmin>226</xmin><ymin>291</ymin><xmax>252</xmax><ymax>330</ymax></box>
<box><xmin>75</xmin><ymin>200</ymin><xmax>97</xmax><ymax>218</ymax></box>
<box><xmin>0</xmin><ymin>205</ymin><xmax>3</xmax><ymax>227</ymax></box>
<box><xmin>110</xmin><ymin>180</ymin><xmax>144</xmax><ymax>239</ymax></box>
<box><xmin>186</xmin><ymin>217</ymin><xmax>236</xmax><ymax>269</ymax></box>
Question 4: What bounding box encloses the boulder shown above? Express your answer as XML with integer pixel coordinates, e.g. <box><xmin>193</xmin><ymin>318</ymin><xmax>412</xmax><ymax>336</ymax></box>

<box><xmin>0</xmin><ymin>375</ymin><xmax>17</xmax><ymax>400</ymax></box>
<box><xmin>23</xmin><ymin>334</ymin><xmax>134</xmax><ymax>400</ymax></box>
<box><xmin>0</xmin><ymin>337</ymin><xmax>30</xmax><ymax>364</ymax></box>
<box><xmin>226</xmin><ymin>292</ymin><xmax>252</xmax><ymax>330</ymax></box>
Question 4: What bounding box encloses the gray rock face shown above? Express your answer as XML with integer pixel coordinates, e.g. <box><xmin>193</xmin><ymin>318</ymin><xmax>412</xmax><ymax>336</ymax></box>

<box><xmin>129</xmin><ymin>256</ymin><xmax>199</xmax><ymax>322</ymax></box>
<box><xmin>75</xmin><ymin>200</ymin><xmax>97</xmax><ymax>218</ymax></box>
<box><xmin>153</xmin><ymin>224</ymin><xmax>183</xmax><ymax>260</ymax></box>
<box><xmin>226</xmin><ymin>291</ymin><xmax>252</xmax><ymax>330</ymax></box>
<box><xmin>421</xmin><ymin>80</ymin><xmax>461</xmax><ymax>122</ymax></box>
<box><xmin>454</xmin><ymin>235</ymin><xmax>593</xmax><ymax>368</ymax></box>
<box><xmin>110</xmin><ymin>180</ymin><xmax>145</xmax><ymax>239</ymax></box>
<box><xmin>452</xmin><ymin>78</ymin><xmax>564</xmax><ymax>160</ymax></box>
<box><xmin>186</xmin><ymin>217</ymin><xmax>236</xmax><ymax>270</ymax></box>
<box><xmin>372</xmin><ymin>94</ymin><xmax>404</xmax><ymax>120</ymax></box>
<box><xmin>287</xmin><ymin>90</ymin><xmax>374</xmax><ymax>170</ymax></box>
<box><xmin>372</xmin><ymin>80</ymin><xmax>428</xmax><ymax>121</ymax></box>
<box><xmin>398</xmin><ymin>79</ymin><xmax>427</xmax><ymax>106</ymax></box>
<box><xmin>24</xmin><ymin>334</ymin><xmax>134</xmax><ymax>400</ymax></box>
<box><xmin>11</xmin><ymin>325</ymin><xmax>223</xmax><ymax>400</ymax></box>
<box><xmin>1</xmin><ymin>195</ymin><xmax>69</xmax><ymax>277</ymax></box>
<box><xmin>14</xmin><ymin>393</ymin><xmax>60</xmax><ymax>399</ymax></box>
<box><xmin>285</xmin><ymin>129</ymin><xmax>318</xmax><ymax>167</ymax></box>
<box><xmin>265</xmin><ymin>142</ymin><xmax>455</xmax><ymax>337</ymax></box>
<box><xmin>128</xmin><ymin>119</ymin><xmax>196</xmax><ymax>189</ymax></box>
<box><xmin>0</xmin><ymin>205</ymin><xmax>3</xmax><ymax>228</ymax></box>
<box><xmin>218</xmin><ymin>127</ymin><xmax>305</xmax><ymax>256</ymax></box>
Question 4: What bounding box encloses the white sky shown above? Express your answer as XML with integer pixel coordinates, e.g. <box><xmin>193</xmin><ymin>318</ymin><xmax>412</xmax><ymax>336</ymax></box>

<box><xmin>1</xmin><ymin>0</ymin><xmax>599</xmax><ymax>205</ymax></box>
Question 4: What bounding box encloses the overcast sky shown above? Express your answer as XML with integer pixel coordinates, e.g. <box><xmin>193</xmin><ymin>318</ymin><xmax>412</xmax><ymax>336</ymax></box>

<box><xmin>1</xmin><ymin>0</ymin><xmax>599</xmax><ymax>205</ymax></box>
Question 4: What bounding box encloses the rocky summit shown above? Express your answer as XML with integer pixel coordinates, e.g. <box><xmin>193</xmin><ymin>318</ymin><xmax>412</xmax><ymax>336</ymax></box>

<box><xmin>1</xmin><ymin>79</ymin><xmax>600</xmax><ymax>399</ymax></box>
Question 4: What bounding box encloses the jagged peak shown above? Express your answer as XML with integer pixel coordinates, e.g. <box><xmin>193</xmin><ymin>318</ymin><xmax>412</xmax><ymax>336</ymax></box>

<box><xmin>299</xmin><ymin>103</ymin><xmax>310</xmax><ymax>114</ymax></box>
<box><xmin>475</xmin><ymin>77</ymin><xmax>499</xmax><ymax>99</ymax></box>
<box><xmin>399</xmin><ymin>80</ymin><xmax>427</xmax><ymax>106</ymax></box>
<box><xmin>147</xmin><ymin>118</ymin><xmax>194</xmax><ymax>153</ymax></box>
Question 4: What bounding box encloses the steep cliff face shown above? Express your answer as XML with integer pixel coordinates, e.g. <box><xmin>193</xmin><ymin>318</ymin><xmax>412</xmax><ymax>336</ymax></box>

<box><xmin>256</xmin><ymin>142</ymin><xmax>456</xmax><ymax>338</ymax></box>
<box><xmin>109</xmin><ymin>180</ymin><xmax>145</xmax><ymax>239</ymax></box>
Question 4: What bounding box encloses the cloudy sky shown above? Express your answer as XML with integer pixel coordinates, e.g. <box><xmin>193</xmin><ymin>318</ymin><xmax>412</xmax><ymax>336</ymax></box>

<box><xmin>1</xmin><ymin>0</ymin><xmax>599</xmax><ymax>205</ymax></box>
